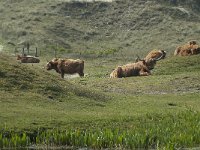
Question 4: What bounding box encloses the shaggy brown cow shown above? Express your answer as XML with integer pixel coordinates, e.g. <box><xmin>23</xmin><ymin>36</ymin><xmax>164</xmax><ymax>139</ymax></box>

<box><xmin>135</xmin><ymin>50</ymin><xmax>166</xmax><ymax>71</ymax></box>
<box><xmin>17</xmin><ymin>55</ymin><xmax>40</xmax><ymax>63</ymax></box>
<box><xmin>110</xmin><ymin>50</ymin><xmax>166</xmax><ymax>78</ymax></box>
<box><xmin>46</xmin><ymin>58</ymin><xmax>84</xmax><ymax>78</ymax></box>
<box><xmin>142</xmin><ymin>49</ymin><xmax>166</xmax><ymax>70</ymax></box>
<box><xmin>174</xmin><ymin>40</ymin><xmax>200</xmax><ymax>56</ymax></box>
<box><xmin>110</xmin><ymin>60</ymin><xmax>151</xmax><ymax>78</ymax></box>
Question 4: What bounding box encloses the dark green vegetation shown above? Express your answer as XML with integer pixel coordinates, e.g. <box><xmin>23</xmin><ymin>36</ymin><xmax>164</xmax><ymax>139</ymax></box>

<box><xmin>0</xmin><ymin>0</ymin><xmax>200</xmax><ymax>149</ymax></box>
<box><xmin>1</xmin><ymin>110</ymin><xmax>200</xmax><ymax>149</ymax></box>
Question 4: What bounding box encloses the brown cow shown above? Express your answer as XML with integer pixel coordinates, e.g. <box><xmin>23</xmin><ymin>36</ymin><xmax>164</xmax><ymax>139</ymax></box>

<box><xmin>143</xmin><ymin>49</ymin><xmax>166</xmax><ymax>70</ymax></box>
<box><xmin>46</xmin><ymin>58</ymin><xmax>84</xmax><ymax>78</ymax></box>
<box><xmin>17</xmin><ymin>55</ymin><xmax>40</xmax><ymax>63</ymax></box>
<box><xmin>110</xmin><ymin>60</ymin><xmax>151</xmax><ymax>78</ymax></box>
<box><xmin>110</xmin><ymin>50</ymin><xmax>166</xmax><ymax>78</ymax></box>
<box><xmin>174</xmin><ymin>40</ymin><xmax>200</xmax><ymax>56</ymax></box>
<box><xmin>135</xmin><ymin>50</ymin><xmax>166</xmax><ymax>70</ymax></box>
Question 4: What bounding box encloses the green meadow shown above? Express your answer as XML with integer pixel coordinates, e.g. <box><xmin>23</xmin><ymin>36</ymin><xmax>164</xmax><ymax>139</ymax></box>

<box><xmin>0</xmin><ymin>53</ymin><xmax>200</xmax><ymax>149</ymax></box>
<box><xmin>0</xmin><ymin>0</ymin><xmax>200</xmax><ymax>149</ymax></box>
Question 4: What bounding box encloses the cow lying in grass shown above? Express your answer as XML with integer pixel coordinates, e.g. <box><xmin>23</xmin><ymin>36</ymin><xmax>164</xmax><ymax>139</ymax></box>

<box><xmin>135</xmin><ymin>50</ymin><xmax>166</xmax><ymax>70</ymax></box>
<box><xmin>110</xmin><ymin>51</ymin><xmax>165</xmax><ymax>78</ymax></box>
<box><xmin>110</xmin><ymin>60</ymin><xmax>151</xmax><ymax>78</ymax></box>
<box><xmin>142</xmin><ymin>49</ymin><xmax>166</xmax><ymax>70</ymax></box>
<box><xmin>46</xmin><ymin>58</ymin><xmax>84</xmax><ymax>78</ymax></box>
<box><xmin>17</xmin><ymin>55</ymin><xmax>40</xmax><ymax>63</ymax></box>
<box><xmin>174</xmin><ymin>40</ymin><xmax>200</xmax><ymax>56</ymax></box>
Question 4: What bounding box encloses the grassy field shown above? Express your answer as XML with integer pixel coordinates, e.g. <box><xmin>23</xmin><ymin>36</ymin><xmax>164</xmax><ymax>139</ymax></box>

<box><xmin>0</xmin><ymin>52</ymin><xmax>200</xmax><ymax>149</ymax></box>
<box><xmin>1</xmin><ymin>0</ymin><xmax>200</xmax><ymax>149</ymax></box>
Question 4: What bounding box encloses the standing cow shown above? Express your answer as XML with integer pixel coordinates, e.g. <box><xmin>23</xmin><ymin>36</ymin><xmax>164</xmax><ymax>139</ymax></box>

<box><xmin>46</xmin><ymin>58</ymin><xmax>84</xmax><ymax>78</ymax></box>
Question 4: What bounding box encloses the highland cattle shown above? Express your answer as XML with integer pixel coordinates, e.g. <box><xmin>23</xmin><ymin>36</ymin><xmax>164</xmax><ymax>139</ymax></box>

<box><xmin>174</xmin><ymin>40</ymin><xmax>200</xmax><ymax>56</ymax></box>
<box><xmin>17</xmin><ymin>55</ymin><xmax>40</xmax><ymax>63</ymax></box>
<box><xmin>46</xmin><ymin>58</ymin><xmax>84</xmax><ymax>78</ymax></box>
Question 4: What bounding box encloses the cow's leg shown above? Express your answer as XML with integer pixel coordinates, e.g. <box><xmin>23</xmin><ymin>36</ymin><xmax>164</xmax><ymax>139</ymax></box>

<box><xmin>61</xmin><ymin>71</ymin><xmax>65</xmax><ymax>78</ymax></box>
<box><xmin>79</xmin><ymin>72</ymin><xmax>84</xmax><ymax>77</ymax></box>
<box><xmin>139</xmin><ymin>70</ymin><xmax>150</xmax><ymax>76</ymax></box>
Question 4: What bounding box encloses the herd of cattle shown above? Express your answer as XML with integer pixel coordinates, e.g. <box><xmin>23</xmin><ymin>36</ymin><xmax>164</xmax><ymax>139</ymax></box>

<box><xmin>16</xmin><ymin>40</ymin><xmax>200</xmax><ymax>79</ymax></box>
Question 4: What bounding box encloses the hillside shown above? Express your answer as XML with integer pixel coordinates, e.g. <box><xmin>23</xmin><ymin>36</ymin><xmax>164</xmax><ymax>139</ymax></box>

<box><xmin>0</xmin><ymin>52</ymin><xmax>200</xmax><ymax>130</ymax></box>
<box><xmin>0</xmin><ymin>49</ymin><xmax>200</xmax><ymax>149</ymax></box>
<box><xmin>0</xmin><ymin>0</ymin><xmax>200</xmax><ymax>57</ymax></box>
<box><xmin>0</xmin><ymin>53</ymin><xmax>110</xmax><ymax>129</ymax></box>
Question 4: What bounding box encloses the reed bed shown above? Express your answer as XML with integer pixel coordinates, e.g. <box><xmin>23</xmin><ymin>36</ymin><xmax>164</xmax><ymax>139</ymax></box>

<box><xmin>1</xmin><ymin>110</ymin><xmax>200</xmax><ymax>149</ymax></box>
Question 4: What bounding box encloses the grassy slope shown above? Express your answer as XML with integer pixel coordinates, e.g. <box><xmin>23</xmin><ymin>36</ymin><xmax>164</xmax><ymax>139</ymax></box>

<box><xmin>0</xmin><ymin>0</ymin><xmax>200</xmax><ymax>133</ymax></box>
<box><xmin>0</xmin><ymin>54</ymin><xmax>111</xmax><ymax>130</ymax></box>
<box><xmin>0</xmin><ymin>52</ymin><xmax>200</xmax><ymax>131</ymax></box>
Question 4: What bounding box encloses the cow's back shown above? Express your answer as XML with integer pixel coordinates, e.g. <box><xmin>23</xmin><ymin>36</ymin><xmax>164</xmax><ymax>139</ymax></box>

<box><xmin>59</xmin><ymin>59</ymin><xmax>84</xmax><ymax>75</ymax></box>
<box><xmin>145</xmin><ymin>50</ymin><xmax>161</xmax><ymax>60</ymax></box>
<box><xmin>121</xmin><ymin>63</ymin><xmax>140</xmax><ymax>77</ymax></box>
<box><xmin>174</xmin><ymin>42</ymin><xmax>200</xmax><ymax>56</ymax></box>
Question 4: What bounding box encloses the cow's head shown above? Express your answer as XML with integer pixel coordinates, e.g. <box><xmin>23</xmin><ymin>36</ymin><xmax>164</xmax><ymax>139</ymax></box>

<box><xmin>146</xmin><ymin>52</ymin><xmax>165</xmax><ymax>70</ymax></box>
<box><xmin>46</xmin><ymin>58</ymin><xmax>59</xmax><ymax>70</ymax></box>
<box><xmin>136</xmin><ymin>52</ymin><xmax>165</xmax><ymax>70</ymax></box>
<box><xmin>160</xmin><ymin>50</ymin><xmax>166</xmax><ymax>59</ymax></box>
<box><xmin>46</xmin><ymin>61</ymin><xmax>57</xmax><ymax>70</ymax></box>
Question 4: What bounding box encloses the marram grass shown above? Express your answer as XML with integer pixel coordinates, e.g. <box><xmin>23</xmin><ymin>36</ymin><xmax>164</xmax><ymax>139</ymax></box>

<box><xmin>1</xmin><ymin>110</ymin><xmax>200</xmax><ymax>149</ymax></box>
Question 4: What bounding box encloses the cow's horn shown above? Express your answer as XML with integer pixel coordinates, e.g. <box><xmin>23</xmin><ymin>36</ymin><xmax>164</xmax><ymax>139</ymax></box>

<box><xmin>135</xmin><ymin>55</ymin><xmax>142</xmax><ymax>62</ymax></box>
<box><xmin>154</xmin><ymin>53</ymin><xmax>164</xmax><ymax>61</ymax></box>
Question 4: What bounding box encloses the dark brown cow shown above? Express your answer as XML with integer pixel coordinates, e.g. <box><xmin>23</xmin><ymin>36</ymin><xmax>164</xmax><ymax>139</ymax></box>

<box><xmin>174</xmin><ymin>40</ymin><xmax>200</xmax><ymax>56</ymax></box>
<box><xmin>110</xmin><ymin>60</ymin><xmax>151</xmax><ymax>78</ymax></box>
<box><xmin>17</xmin><ymin>55</ymin><xmax>40</xmax><ymax>63</ymax></box>
<box><xmin>46</xmin><ymin>58</ymin><xmax>84</xmax><ymax>78</ymax></box>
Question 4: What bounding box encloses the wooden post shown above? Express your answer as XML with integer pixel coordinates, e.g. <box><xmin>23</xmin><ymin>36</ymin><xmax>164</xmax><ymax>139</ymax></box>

<box><xmin>35</xmin><ymin>47</ymin><xmax>38</xmax><ymax>57</ymax></box>
<box><xmin>22</xmin><ymin>48</ymin><xmax>25</xmax><ymax>56</ymax></box>
<box><xmin>27</xmin><ymin>42</ymin><xmax>30</xmax><ymax>55</ymax></box>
